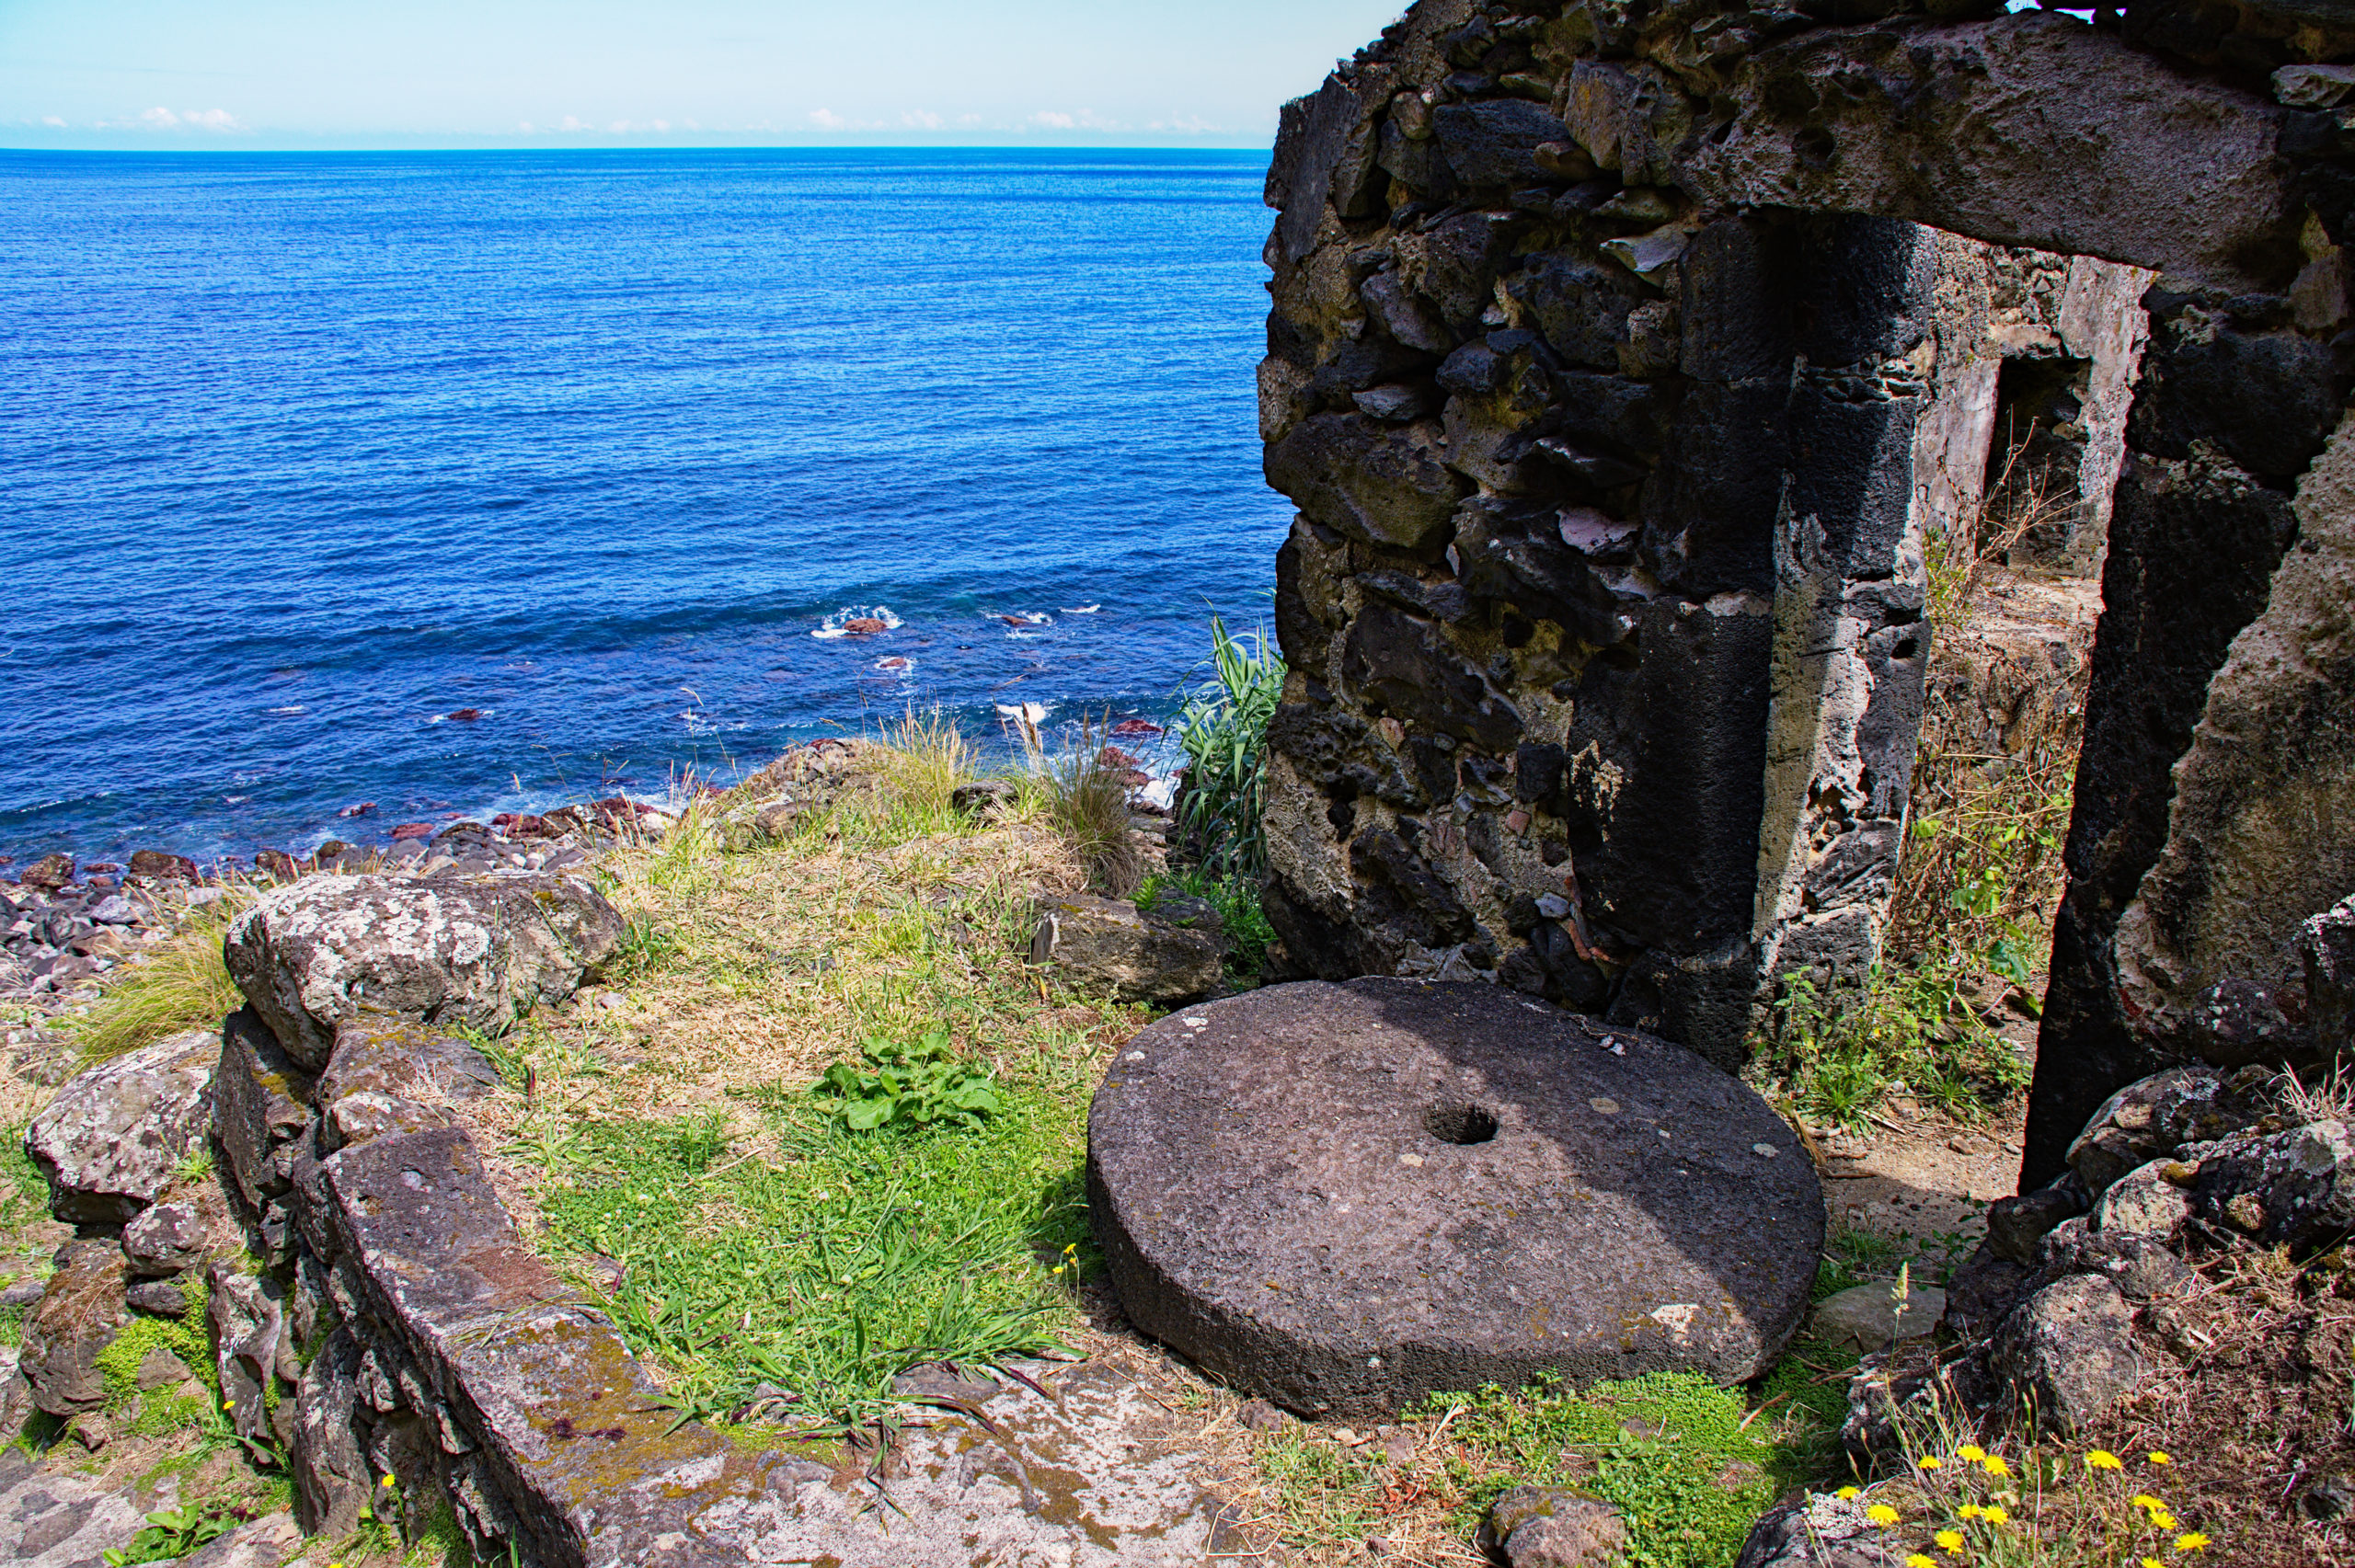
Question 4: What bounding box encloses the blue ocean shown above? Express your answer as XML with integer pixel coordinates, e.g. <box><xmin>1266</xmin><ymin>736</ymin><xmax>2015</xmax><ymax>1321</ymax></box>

<box><xmin>0</xmin><ymin>147</ymin><xmax>1285</xmax><ymax>864</ymax></box>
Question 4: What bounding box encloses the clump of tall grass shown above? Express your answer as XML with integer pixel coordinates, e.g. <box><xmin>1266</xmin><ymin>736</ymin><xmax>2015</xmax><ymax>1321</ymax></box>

<box><xmin>1172</xmin><ymin>618</ymin><xmax>1284</xmax><ymax>882</ymax></box>
<box><xmin>1028</xmin><ymin>715</ymin><xmax>1142</xmax><ymax>897</ymax></box>
<box><xmin>72</xmin><ymin>888</ymin><xmax>253</xmax><ymax>1064</ymax></box>
<box><xmin>874</xmin><ymin>706</ymin><xmax>978</xmax><ymax>825</ymax></box>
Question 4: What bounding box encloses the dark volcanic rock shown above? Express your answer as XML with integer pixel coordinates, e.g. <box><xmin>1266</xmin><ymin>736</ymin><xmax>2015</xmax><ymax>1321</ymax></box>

<box><xmin>1989</xmin><ymin>1273</ymin><xmax>2142</xmax><ymax>1437</ymax></box>
<box><xmin>213</xmin><ymin>1008</ymin><xmax>316</xmax><ymax>1211</ymax></box>
<box><xmin>19</xmin><ymin>1240</ymin><xmax>128</xmax><ymax>1415</ymax></box>
<box><xmin>224</xmin><ymin>871</ymin><xmax>624</xmax><ymax>1068</ymax></box>
<box><xmin>26</xmin><ymin>1027</ymin><xmax>214</xmax><ymax>1224</ymax></box>
<box><xmin>1087</xmin><ymin>979</ymin><xmax>1822</xmax><ymax>1418</ymax></box>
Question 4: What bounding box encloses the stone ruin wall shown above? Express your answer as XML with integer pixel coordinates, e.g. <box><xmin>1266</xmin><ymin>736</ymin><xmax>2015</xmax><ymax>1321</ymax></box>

<box><xmin>1254</xmin><ymin>0</ymin><xmax>2355</xmax><ymax>1185</ymax></box>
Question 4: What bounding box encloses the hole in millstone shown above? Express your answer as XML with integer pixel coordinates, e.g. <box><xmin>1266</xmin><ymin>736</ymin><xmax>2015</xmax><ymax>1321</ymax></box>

<box><xmin>1423</xmin><ymin>1103</ymin><xmax>1499</xmax><ymax>1146</ymax></box>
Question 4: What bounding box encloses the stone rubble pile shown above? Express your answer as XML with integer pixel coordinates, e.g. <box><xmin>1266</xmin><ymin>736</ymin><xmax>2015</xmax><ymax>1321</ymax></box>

<box><xmin>1724</xmin><ymin>1045</ymin><xmax>2354</xmax><ymax>1566</ymax></box>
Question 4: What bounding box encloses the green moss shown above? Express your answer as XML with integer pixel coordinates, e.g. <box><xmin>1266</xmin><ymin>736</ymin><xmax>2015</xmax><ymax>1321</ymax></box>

<box><xmin>95</xmin><ymin>1276</ymin><xmax>215</xmax><ymax>1411</ymax></box>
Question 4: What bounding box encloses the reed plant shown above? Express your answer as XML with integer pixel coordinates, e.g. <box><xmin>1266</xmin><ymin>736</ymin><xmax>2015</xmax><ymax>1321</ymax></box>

<box><xmin>1171</xmin><ymin>617</ymin><xmax>1283</xmax><ymax>882</ymax></box>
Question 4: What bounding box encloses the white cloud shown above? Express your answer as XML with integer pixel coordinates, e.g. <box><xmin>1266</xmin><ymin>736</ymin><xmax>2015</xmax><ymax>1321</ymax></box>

<box><xmin>558</xmin><ymin>115</ymin><xmax>589</xmax><ymax>132</ymax></box>
<box><xmin>1149</xmin><ymin>115</ymin><xmax>1220</xmax><ymax>133</ymax></box>
<box><xmin>809</xmin><ymin>108</ymin><xmax>845</xmax><ymax>130</ymax></box>
<box><xmin>609</xmin><ymin>119</ymin><xmax>632</xmax><ymax>132</ymax></box>
<box><xmin>128</xmin><ymin>106</ymin><xmax>245</xmax><ymax>134</ymax></box>
<box><xmin>41</xmin><ymin>115</ymin><xmax>66</xmax><ymax>129</ymax></box>
<box><xmin>1028</xmin><ymin>109</ymin><xmax>1123</xmax><ymax>132</ymax></box>
<box><xmin>651</xmin><ymin>119</ymin><xmax>671</xmax><ymax>132</ymax></box>
<box><xmin>902</xmin><ymin>110</ymin><xmax>942</xmax><ymax>130</ymax></box>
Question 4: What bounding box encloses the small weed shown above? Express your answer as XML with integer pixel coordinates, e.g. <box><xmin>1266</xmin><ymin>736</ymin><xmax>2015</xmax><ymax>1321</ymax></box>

<box><xmin>810</xmin><ymin>1026</ymin><xmax>1006</xmax><ymax>1132</ymax></box>
<box><xmin>605</xmin><ymin>915</ymin><xmax>679</xmax><ymax>983</ymax></box>
<box><xmin>101</xmin><ymin>1502</ymin><xmax>244</xmax><ymax>1566</ymax></box>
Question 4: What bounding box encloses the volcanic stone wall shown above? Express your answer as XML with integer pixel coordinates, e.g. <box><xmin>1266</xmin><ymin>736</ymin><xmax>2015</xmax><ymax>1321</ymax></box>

<box><xmin>1256</xmin><ymin>0</ymin><xmax>2355</xmax><ymax>1180</ymax></box>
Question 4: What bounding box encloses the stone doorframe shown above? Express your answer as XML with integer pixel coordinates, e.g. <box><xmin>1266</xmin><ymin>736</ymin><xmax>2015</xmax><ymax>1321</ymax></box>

<box><xmin>1258</xmin><ymin>0</ymin><xmax>2355</xmax><ymax>1191</ymax></box>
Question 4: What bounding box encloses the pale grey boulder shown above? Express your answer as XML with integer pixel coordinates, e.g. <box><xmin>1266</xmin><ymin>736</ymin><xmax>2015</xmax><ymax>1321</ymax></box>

<box><xmin>26</xmin><ymin>1028</ymin><xmax>214</xmax><ymax>1224</ymax></box>
<box><xmin>1809</xmin><ymin>1284</ymin><xmax>1947</xmax><ymax>1353</ymax></box>
<box><xmin>1991</xmin><ymin>1273</ymin><xmax>2142</xmax><ymax>1436</ymax></box>
<box><xmin>224</xmin><ymin>872</ymin><xmax>624</xmax><ymax>1068</ymax></box>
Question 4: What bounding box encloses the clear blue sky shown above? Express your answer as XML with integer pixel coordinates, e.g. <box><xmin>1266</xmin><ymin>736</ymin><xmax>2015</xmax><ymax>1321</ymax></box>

<box><xmin>0</xmin><ymin>1</ymin><xmax>1409</xmax><ymax>151</ymax></box>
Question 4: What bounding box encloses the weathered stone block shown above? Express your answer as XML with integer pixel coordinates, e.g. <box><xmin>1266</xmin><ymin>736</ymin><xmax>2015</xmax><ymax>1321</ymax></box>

<box><xmin>27</xmin><ymin>1028</ymin><xmax>214</xmax><ymax>1225</ymax></box>
<box><xmin>1991</xmin><ymin>1273</ymin><xmax>2142</xmax><ymax>1436</ymax></box>
<box><xmin>215</xmin><ymin>1006</ymin><xmax>314</xmax><ymax>1211</ymax></box>
<box><xmin>224</xmin><ymin>872</ymin><xmax>624</xmax><ymax>1068</ymax></box>
<box><xmin>1028</xmin><ymin>896</ymin><xmax>1223</xmax><ymax>1005</ymax></box>
<box><xmin>1264</xmin><ymin>414</ymin><xmax>1468</xmax><ymax>554</ymax></box>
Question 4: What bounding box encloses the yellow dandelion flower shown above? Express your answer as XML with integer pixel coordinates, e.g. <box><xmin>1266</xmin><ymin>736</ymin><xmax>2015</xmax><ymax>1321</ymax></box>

<box><xmin>2152</xmin><ymin>1511</ymin><xmax>2178</xmax><ymax>1532</ymax></box>
<box><xmin>1867</xmin><ymin>1504</ymin><xmax>1901</xmax><ymax>1527</ymax></box>
<box><xmin>1906</xmin><ymin>1556</ymin><xmax>1938</xmax><ymax>1568</ymax></box>
<box><xmin>1936</xmin><ymin>1529</ymin><xmax>1965</xmax><ymax>1551</ymax></box>
<box><xmin>2087</xmin><ymin>1449</ymin><xmax>2124</xmax><ymax>1471</ymax></box>
<box><xmin>1982</xmin><ymin>1506</ymin><xmax>2009</xmax><ymax>1526</ymax></box>
<box><xmin>2176</xmin><ymin>1532</ymin><xmax>2210</xmax><ymax>1551</ymax></box>
<box><xmin>2142</xmin><ymin>1559</ymin><xmax>2165</xmax><ymax>1568</ymax></box>
<box><xmin>1958</xmin><ymin>1505</ymin><xmax>1984</xmax><ymax>1521</ymax></box>
<box><xmin>1980</xmin><ymin>1455</ymin><xmax>2011</xmax><ymax>1477</ymax></box>
<box><xmin>1836</xmin><ymin>1486</ymin><xmax>1861</xmax><ymax>1500</ymax></box>
<box><xmin>1919</xmin><ymin>1455</ymin><xmax>1942</xmax><ymax>1471</ymax></box>
<box><xmin>2147</xmin><ymin>1451</ymin><xmax>2172</xmax><ymax>1466</ymax></box>
<box><xmin>2132</xmin><ymin>1494</ymin><xmax>2165</xmax><ymax>1512</ymax></box>
<box><xmin>1956</xmin><ymin>1445</ymin><xmax>1987</xmax><ymax>1462</ymax></box>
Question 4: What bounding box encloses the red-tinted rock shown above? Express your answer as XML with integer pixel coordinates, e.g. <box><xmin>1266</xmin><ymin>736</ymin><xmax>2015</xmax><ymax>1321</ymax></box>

<box><xmin>254</xmin><ymin>849</ymin><xmax>300</xmax><ymax>881</ymax></box>
<box><xmin>18</xmin><ymin>854</ymin><xmax>72</xmax><ymax>892</ymax></box>
<box><xmin>444</xmin><ymin>708</ymin><xmax>483</xmax><ymax>721</ymax></box>
<box><xmin>389</xmin><ymin>822</ymin><xmax>435</xmax><ymax>841</ymax></box>
<box><xmin>336</xmin><ymin>802</ymin><xmax>377</xmax><ymax>818</ymax></box>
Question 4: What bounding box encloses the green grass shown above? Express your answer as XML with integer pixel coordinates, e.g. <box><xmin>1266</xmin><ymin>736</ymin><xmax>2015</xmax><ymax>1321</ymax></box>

<box><xmin>1430</xmin><ymin>1372</ymin><xmax>1809</xmax><ymax>1567</ymax></box>
<box><xmin>97</xmin><ymin>1275</ymin><xmax>221</xmax><ymax>1440</ymax></box>
<box><xmin>533</xmin><ymin>1041</ymin><xmax>1098</xmax><ymax>1429</ymax></box>
<box><xmin>1747</xmin><ymin>960</ymin><xmax>2031</xmax><ymax>1132</ymax></box>
<box><xmin>1136</xmin><ymin>864</ymin><xmax>1276</xmax><ymax>979</ymax></box>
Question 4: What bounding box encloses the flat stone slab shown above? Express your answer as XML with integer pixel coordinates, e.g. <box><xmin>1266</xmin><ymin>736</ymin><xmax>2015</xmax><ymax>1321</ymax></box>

<box><xmin>1088</xmin><ymin>979</ymin><xmax>1824</xmax><ymax>1417</ymax></box>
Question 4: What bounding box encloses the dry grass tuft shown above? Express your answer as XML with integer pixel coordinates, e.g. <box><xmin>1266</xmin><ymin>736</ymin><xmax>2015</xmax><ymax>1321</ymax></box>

<box><xmin>71</xmin><ymin>888</ymin><xmax>253</xmax><ymax>1064</ymax></box>
<box><xmin>1029</xmin><ymin>717</ymin><xmax>1143</xmax><ymax>897</ymax></box>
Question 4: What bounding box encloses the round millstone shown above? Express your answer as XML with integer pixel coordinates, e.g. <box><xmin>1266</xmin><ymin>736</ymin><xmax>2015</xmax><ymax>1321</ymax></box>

<box><xmin>1086</xmin><ymin>978</ymin><xmax>1825</xmax><ymax>1418</ymax></box>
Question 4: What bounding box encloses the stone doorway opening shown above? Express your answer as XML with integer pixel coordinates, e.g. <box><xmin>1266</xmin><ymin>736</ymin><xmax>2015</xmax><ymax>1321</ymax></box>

<box><xmin>1258</xmin><ymin>2</ymin><xmax>2355</xmax><ymax>1193</ymax></box>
